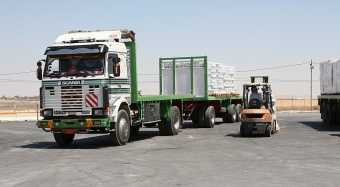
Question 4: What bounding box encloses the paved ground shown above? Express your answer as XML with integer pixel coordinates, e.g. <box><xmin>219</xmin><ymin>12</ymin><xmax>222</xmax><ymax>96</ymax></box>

<box><xmin>0</xmin><ymin>112</ymin><xmax>340</xmax><ymax>187</ymax></box>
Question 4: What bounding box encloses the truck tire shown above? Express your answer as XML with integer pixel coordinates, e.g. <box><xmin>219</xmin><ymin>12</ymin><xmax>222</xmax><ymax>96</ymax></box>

<box><xmin>198</xmin><ymin>106</ymin><xmax>206</xmax><ymax>128</ymax></box>
<box><xmin>53</xmin><ymin>133</ymin><xmax>75</xmax><ymax>147</ymax></box>
<box><xmin>159</xmin><ymin>106</ymin><xmax>181</xmax><ymax>136</ymax></box>
<box><xmin>325</xmin><ymin>103</ymin><xmax>335</xmax><ymax>126</ymax></box>
<box><xmin>191</xmin><ymin>107</ymin><xmax>199</xmax><ymax>128</ymax></box>
<box><xmin>331</xmin><ymin>104</ymin><xmax>337</xmax><ymax>126</ymax></box>
<box><xmin>265</xmin><ymin>125</ymin><xmax>272</xmax><ymax>137</ymax></box>
<box><xmin>203</xmin><ymin>106</ymin><xmax>215</xmax><ymax>128</ymax></box>
<box><xmin>323</xmin><ymin>109</ymin><xmax>330</xmax><ymax>126</ymax></box>
<box><xmin>223</xmin><ymin>104</ymin><xmax>237</xmax><ymax>123</ymax></box>
<box><xmin>111</xmin><ymin>109</ymin><xmax>130</xmax><ymax>146</ymax></box>
<box><xmin>235</xmin><ymin>104</ymin><xmax>242</xmax><ymax>122</ymax></box>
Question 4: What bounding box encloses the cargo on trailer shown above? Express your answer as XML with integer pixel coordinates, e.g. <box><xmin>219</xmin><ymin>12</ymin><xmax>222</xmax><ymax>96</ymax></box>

<box><xmin>159</xmin><ymin>57</ymin><xmax>236</xmax><ymax>98</ymax></box>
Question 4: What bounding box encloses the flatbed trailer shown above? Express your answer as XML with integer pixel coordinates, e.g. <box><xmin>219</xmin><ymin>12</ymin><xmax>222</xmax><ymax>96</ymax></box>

<box><xmin>36</xmin><ymin>29</ymin><xmax>242</xmax><ymax>146</ymax></box>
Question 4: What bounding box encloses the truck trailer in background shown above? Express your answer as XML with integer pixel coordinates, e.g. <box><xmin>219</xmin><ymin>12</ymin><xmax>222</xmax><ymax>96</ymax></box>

<box><xmin>318</xmin><ymin>59</ymin><xmax>340</xmax><ymax>126</ymax></box>
<box><xmin>35</xmin><ymin>29</ymin><xmax>242</xmax><ymax>146</ymax></box>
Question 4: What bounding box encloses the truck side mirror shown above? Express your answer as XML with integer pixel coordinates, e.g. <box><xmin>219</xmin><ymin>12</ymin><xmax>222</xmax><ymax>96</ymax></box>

<box><xmin>113</xmin><ymin>57</ymin><xmax>121</xmax><ymax>77</ymax></box>
<box><xmin>36</xmin><ymin>60</ymin><xmax>45</xmax><ymax>80</ymax></box>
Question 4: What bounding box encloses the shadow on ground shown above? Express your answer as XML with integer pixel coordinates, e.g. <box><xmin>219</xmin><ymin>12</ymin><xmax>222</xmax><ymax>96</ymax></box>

<box><xmin>225</xmin><ymin>132</ymin><xmax>241</xmax><ymax>138</ymax></box>
<box><xmin>17</xmin><ymin>130</ymin><xmax>158</xmax><ymax>149</ymax></box>
<box><xmin>299</xmin><ymin>121</ymin><xmax>340</xmax><ymax>132</ymax></box>
<box><xmin>225</xmin><ymin>132</ymin><xmax>269</xmax><ymax>138</ymax></box>
<box><xmin>181</xmin><ymin>120</ymin><xmax>234</xmax><ymax>129</ymax></box>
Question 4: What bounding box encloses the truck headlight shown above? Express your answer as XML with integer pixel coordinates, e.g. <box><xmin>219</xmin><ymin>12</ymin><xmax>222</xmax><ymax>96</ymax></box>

<box><xmin>92</xmin><ymin>108</ymin><xmax>104</xmax><ymax>116</ymax></box>
<box><xmin>42</xmin><ymin>109</ymin><xmax>53</xmax><ymax>117</ymax></box>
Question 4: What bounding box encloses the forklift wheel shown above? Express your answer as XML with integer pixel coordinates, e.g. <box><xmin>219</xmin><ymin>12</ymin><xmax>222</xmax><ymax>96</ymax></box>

<box><xmin>265</xmin><ymin>125</ymin><xmax>272</xmax><ymax>137</ymax></box>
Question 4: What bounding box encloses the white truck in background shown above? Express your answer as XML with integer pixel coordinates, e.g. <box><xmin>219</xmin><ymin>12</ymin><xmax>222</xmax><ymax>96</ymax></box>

<box><xmin>318</xmin><ymin>59</ymin><xmax>340</xmax><ymax>126</ymax></box>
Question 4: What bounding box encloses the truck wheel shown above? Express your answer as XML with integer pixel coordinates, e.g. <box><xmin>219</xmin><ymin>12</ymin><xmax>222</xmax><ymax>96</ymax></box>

<box><xmin>235</xmin><ymin>104</ymin><xmax>242</xmax><ymax>122</ymax></box>
<box><xmin>265</xmin><ymin>125</ymin><xmax>272</xmax><ymax>137</ymax></box>
<box><xmin>129</xmin><ymin>126</ymin><xmax>140</xmax><ymax>141</ymax></box>
<box><xmin>198</xmin><ymin>106</ymin><xmax>206</xmax><ymax>128</ymax></box>
<box><xmin>159</xmin><ymin>106</ymin><xmax>181</xmax><ymax>136</ymax></box>
<box><xmin>111</xmin><ymin>109</ymin><xmax>130</xmax><ymax>146</ymax></box>
<box><xmin>224</xmin><ymin>104</ymin><xmax>237</xmax><ymax>123</ymax></box>
<box><xmin>331</xmin><ymin>104</ymin><xmax>337</xmax><ymax>126</ymax></box>
<box><xmin>323</xmin><ymin>104</ymin><xmax>331</xmax><ymax>126</ymax></box>
<box><xmin>191</xmin><ymin>107</ymin><xmax>199</xmax><ymax>128</ymax></box>
<box><xmin>203</xmin><ymin>106</ymin><xmax>215</xmax><ymax>128</ymax></box>
<box><xmin>53</xmin><ymin>133</ymin><xmax>75</xmax><ymax>147</ymax></box>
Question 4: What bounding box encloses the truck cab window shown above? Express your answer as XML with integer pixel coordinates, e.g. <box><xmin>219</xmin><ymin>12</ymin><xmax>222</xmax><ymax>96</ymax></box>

<box><xmin>44</xmin><ymin>54</ymin><xmax>104</xmax><ymax>78</ymax></box>
<box><xmin>108</xmin><ymin>54</ymin><xmax>121</xmax><ymax>77</ymax></box>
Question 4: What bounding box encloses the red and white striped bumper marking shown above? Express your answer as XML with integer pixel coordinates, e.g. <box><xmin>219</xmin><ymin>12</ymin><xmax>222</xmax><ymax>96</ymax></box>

<box><xmin>85</xmin><ymin>93</ymin><xmax>98</xmax><ymax>108</ymax></box>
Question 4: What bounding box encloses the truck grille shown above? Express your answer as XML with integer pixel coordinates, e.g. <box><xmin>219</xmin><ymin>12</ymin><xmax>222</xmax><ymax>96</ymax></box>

<box><xmin>61</xmin><ymin>86</ymin><xmax>83</xmax><ymax>111</ymax></box>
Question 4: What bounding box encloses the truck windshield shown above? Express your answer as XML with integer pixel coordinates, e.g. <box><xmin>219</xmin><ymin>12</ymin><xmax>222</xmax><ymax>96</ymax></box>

<box><xmin>44</xmin><ymin>54</ymin><xmax>105</xmax><ymax>78</ymax></box>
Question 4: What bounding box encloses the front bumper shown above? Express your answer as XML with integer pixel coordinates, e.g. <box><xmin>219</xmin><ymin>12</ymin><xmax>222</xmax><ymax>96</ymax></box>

<box><xmin>37</xmin><ymin>118</ymin><xmax>111</xmax><ymax>130</ymax></box>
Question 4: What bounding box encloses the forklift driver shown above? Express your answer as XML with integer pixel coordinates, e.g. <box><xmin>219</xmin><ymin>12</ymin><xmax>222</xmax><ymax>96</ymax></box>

<box><xmin>249</xmin><ymin>86</ymin><xmax>263</xmax><ymax>108</ymax></box>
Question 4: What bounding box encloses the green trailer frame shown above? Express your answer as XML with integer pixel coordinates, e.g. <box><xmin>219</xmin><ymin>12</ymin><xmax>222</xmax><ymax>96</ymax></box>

<box><xmin>126</xmin><ymin>47</ymin><xmax>242</xmax><ymax>127</ymax></box>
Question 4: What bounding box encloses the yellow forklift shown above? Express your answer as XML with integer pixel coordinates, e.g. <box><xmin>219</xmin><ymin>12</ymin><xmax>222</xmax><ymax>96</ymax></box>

<box><xmin>240</xmin><ymin>76</ymin><xmax>279</xmax><ymax>137</ymax></box>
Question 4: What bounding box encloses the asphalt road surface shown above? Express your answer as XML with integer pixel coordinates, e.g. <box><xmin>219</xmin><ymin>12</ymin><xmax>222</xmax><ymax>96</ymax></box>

<box><xmin>0</xmin><ymin>112</ymin><xmax>340</xmax><ymax>187</ymax></box>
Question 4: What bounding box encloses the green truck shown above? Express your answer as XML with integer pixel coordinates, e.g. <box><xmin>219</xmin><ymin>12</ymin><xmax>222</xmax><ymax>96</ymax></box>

<box><xmin>36</xmin><ymin>29</ymin><xmax>242</xmax><ymax>146</ymax></box>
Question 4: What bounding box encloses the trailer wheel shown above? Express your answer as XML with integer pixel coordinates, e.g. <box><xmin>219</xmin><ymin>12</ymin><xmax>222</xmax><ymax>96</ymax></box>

<box><xmin>265</xmin><ymin>125</ymin><xmax>272</xmax><ymax>137</ymax></box>
<box><xmin>53</xmin><ymin>133</ymin><xmax>75</xmax><ymax>147</ymax></box>
<box><xmin>198</xmin><ymin>106</ymin><xmax>206</xmax><ymax>128</ymax></box>
<box><xmin>324</xmin><ymin>103</ymin><xmax>334</xmax><ymax>126</ymax></box>
<box><xmin>331</xmin><ymin>103</ymin><xmax>337</xmax><ymax>126</ymax></box>
<box><xmin>224</xmin><ymin>104</ymin><xmax>237</xmax><ymax>123</ymax></box>
<box><xmin>159</xmin><ymin>106</ymin><xmax>181</xmax><ymax>136</ymax></box>
<box><xmin>191</xmin><ymin>107</ymin><xmax>200</xmax><ymax>128</ymax></box>
<box><xmin>111</xmin><ymin>109</ymin><xmax>130</xmax><ymax>146</ymax></box>
<box><xmin>203</xmin><ymin>106</ymin><xmax>215</xmax><ymax>128</ymax></box>
<box><xmin>323</xmin><ymin>103</ymin><xmax>331</xmax><ymax>126</ymax></box>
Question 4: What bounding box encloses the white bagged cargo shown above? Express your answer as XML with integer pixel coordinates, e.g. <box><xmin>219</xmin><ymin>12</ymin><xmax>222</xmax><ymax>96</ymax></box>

<box><xmin>207</xmin><ymin>62</ymin><xmax>235</xmax><ymax>95</ymax></box>
<box><xmin>160</xmin><ymin>57</ymin><xmax>236</xmax><ymax>97</ymax></box>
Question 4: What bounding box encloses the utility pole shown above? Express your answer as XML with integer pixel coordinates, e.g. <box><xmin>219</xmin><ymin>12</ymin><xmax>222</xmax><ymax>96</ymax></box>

<box><xmin>310</xmin><ymin>59</ymin><xmax>314</xmax><ymax>111</ymax></box>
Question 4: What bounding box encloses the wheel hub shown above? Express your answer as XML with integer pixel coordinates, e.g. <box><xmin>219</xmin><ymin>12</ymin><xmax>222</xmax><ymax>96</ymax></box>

<box><xmin>119</xmin><ymin>118</ymin><xmax>129</xmax><ymax>141</ymax></box>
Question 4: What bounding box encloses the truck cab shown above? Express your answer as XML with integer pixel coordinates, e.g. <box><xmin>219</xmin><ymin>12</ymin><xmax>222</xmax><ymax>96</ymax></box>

<box><xmin>36</xmin><ymin>30</ymin><xmax>137</xmax><ymax>146</ymax></box>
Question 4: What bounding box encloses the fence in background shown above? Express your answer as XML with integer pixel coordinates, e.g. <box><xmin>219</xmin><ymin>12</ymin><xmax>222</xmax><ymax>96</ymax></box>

<box><xmin>276</xmin><ymin>98</ymin><xmax>319</xmax><ymax>111</ymax></box>
<box><xmin>0</xmin><ymin>98</ymin><xmax>320</xmax><ymax>116</ymax></box>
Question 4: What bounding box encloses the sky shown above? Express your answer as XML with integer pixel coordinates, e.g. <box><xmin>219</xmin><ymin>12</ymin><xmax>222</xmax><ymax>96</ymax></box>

<box><xmin>0</xmin><ymin>0</ymin><xmax>339</xmax><ymax>98</ymax></box>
